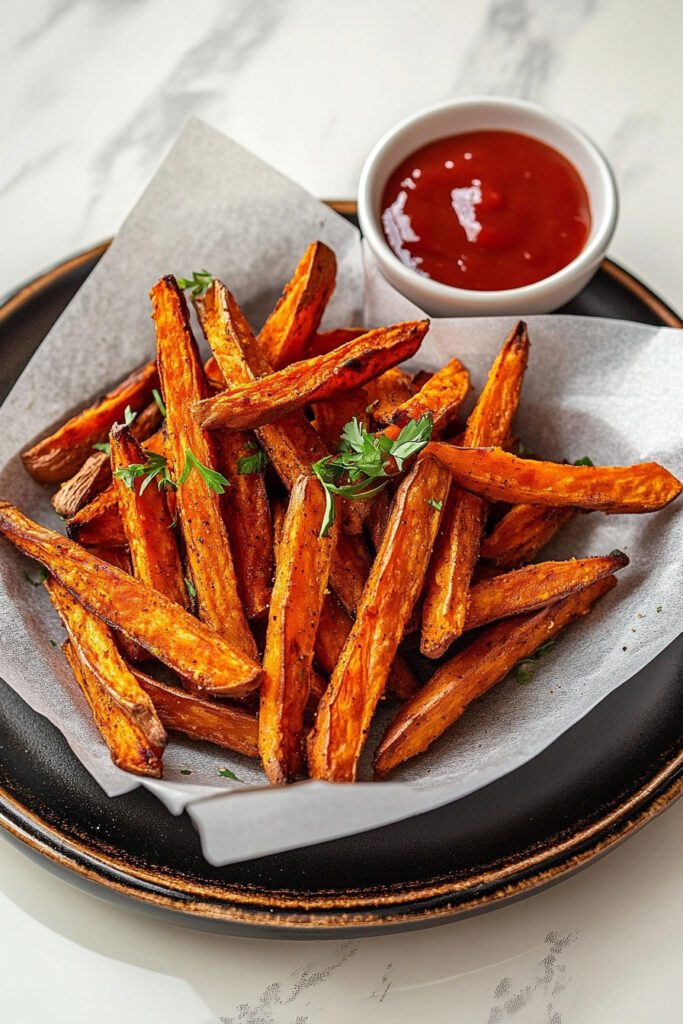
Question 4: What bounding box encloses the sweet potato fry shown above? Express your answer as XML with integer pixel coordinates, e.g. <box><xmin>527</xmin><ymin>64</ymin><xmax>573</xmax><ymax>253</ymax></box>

<box><xmin>307</xmin><ymin>455</ymin><xmax>451</xmax><ymax>782</ymax></box>
<box><xmin>51</xmin><ymin>401</ymin><xmax>163</xmax><ymax>518</ymax></box>
<box><xmin>213</xmin><ymin>430</ymin><xmax>274</xmax><ymax>619</ymax></box>
<box><xmin>314</xmin><ymin>593</ymin><xmax>419</xmax><ymax>700</ymax></box>
<box><xmin>260</xmin><ymin>475</ymin><xmax>337</xmax><ymax>783</ymax></box>
<box><xmin>63</xmin><ymin>641</ymin><xmax>164</xmax><ymax>777</ymax></box>
<box><xmin>421</xmin><ymin>322</ymin><xmax>529</xmax><ymax>658</ymax></box>
<box><xmin>132</xmin><ymin>667</ymin><xmax>258</xmax><ymax>758</ymax></box>
<box><xmin>151</xmin><ymin>276</ymin><xmax>256</xmax><ymax>658</ymax></box>
<box><xmin>375</xmin><ymin>575</ymin><xmax>617</xmax><ymax>776</ymax></box>
<box><xmin>47</xmin><ymin>579</ymin><xmax>167</xmax><ymax>776</ymax></box>
<box><xmin>87</xmin><ymin>544</ymin><xmax>146</xmax><ymax>662</ymax></box>
<box><xmin>109</xmin><ymin>424</ymin><xmax>188</xmax><ymax>610</ymax></box>
<box><xmin>22</xmin><ymin>361</ymin><xmax>159</xmax><ymax>485</ymax></box>
<box><xmin>193</xmin><ymin>320</ymin><xmax>429</xmax><ymax>431</ymax></box>
<box><xmin>364</xmin><ymin>367</ymin><xmax>417</xmax><ymax>426</ymax></box>
<box><xmin>426</xmin><ymin>445</ymin><xmax>683</xmax><ymax>513</ymax></box>
<box><xmin>480</xmin><ymin>504</ymin><xmax>578</xmax><ymax>568</ymax></box>
<box><xmin>464</xmin><ymin>551</ymin><xmax>628</xmax><ymax>630</ymax></box>
<box><xmin>52</xmin><ymin>450</ymin><xmax>113</xmax><ymax>519</ymax></box>
<box><xmin>65</xmin><ymin>425</ymin><xmax>169</xmax><ymax>545</ymax></box>
<box><xmin>0</xmin><ymin>501</ymin><xmax>261</xmax><ymax>696</ymax></box>
<box><xmin>66</xmin><ymin>486</ymin><xmax>126</xmax><ymax>547</ymax></box>
<box><xmin>308</xmin><ymin>327</ymin><xmax>365</xmax><ymax>358</ymax></box>
<box><xmin>258</xmin><ymin>241</ymin><xmax>337</xmax><ymax>368</ymax></box>
<box><xmin>200</xmin><ymin>290</ymin><xmax>276</xmax><ymax>620</ymax></box>
<box><xmin>379</xmin><ymin>358</ymin><xmax>470</xmax><ymax>437</ymax></box>
<box><xmin>200</xmin><ymin>281</ymin><xmax>374</xmax><ymax>614</ymax></box>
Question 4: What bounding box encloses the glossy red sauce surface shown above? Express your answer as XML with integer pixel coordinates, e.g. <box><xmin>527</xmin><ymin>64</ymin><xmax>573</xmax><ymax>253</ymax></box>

<box><xmin>380</xmin><ymin>130</ymin><xmax>591</xmax><ymax>291</ymax></box>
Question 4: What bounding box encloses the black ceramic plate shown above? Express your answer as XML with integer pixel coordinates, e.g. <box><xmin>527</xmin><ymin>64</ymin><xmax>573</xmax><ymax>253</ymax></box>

<box><xmin>0</xmin><ymin>205</ymin><xmax>681</xmax><ymax>937</ymax></box>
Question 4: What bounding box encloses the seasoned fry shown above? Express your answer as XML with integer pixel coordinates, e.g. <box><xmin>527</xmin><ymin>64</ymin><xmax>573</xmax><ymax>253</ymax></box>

<box><xmin>375</xmin><ymin>576</ymin><xmax>617</xmax><ymax>776</ymax></box>
<box><xmin>308</xmin><ymin>327</ymin><xmax>365</xmax><ymax>358</ymax></box>
<box><xmin>259</xmin><ymin>241</ymin><xmax>337</xmax><ymax>368</ymax></box>
<box><xmin>132</xmin><ymin>667</ymin><xmax>258</xmax><ymax>758</ymax></box>
<box><xmin>109</xmin><ymin>424</ymin><xmax>188</xmax><ymax>609</ymax></box>
<box><xmin>66</xmin><ymin>486</ymin><xmax>126</xmax><ymax>547</ymax></box>
<box><xmin>379</xmin><ymin>358</ymin><xmax>470</xmax><ymax>437</ymax></box>
<box><xmin>260</xmin><ymin>475</ymin><xmax>337</xmax><ymax>783</ymax></box>
<box><xmin>315</xmin><ymin>590</ymin><xmax>420</xmax><ymax>701</ymax></box>
<box><xmin>193</xmin><ymin>321</ymin><xmax>429</xmax><ymax>431</ymax></box>
<box><xmin>65</xmin><ymin>422</ymin><xmax>169</xmax><ymax>545</ymax></box>
<box><xmin>0</xmin><ymin>501</ymin><xmax>261</xmax><ymax>695</ymax></box>
<box><xmin>88</xmin><ymin>544</ymin><xmax>146</xmax><ymax>662</ymax></box>
<box><xmin>200</xmin><ymin>281</ymin><xmax>376</xmax><ymax>614</ymax></box>
<box><xmin>47</xmin><ymin>579</ymin><xmax>166</xmax><ymax>776</ymax></box>
<box><xmin>200</xmin><ymin>291</ymin><xmax>275</xmax><ymax>620</ymax></box>
<box><xmin>64</xmin><ymin>641</ymin><xmax>164</xmax><ymax>777</ymax></box>
<box><xmin>151</xmin><ymin>275</ymin><xmax>256</xmax><ymax>658</ymax></box>
<box><xmin>421</xmin><ymin>322</ymin><xmax>529</xmax><ymax>658</ymax></box>
<box><xmin>307</xmin><ymin>455</ymin><xmax>451</xmax><ymax>782</ymax></box>
<box><xmin>426</xmin><ymin>445</ymin><xmax>683</xmax><ymax>513</ymax></box>
<box><xmin>465</xmin><ymin>551</ymin><xmax>628</xmax><ymax>630</ymax></box>
<box><xmin>364</xmin><ymin>367</ymin><xmax>417</xmax><ymax>426</ymax></box>
<box><xmin>480</xmin><ymin>504</ymin><xmax>578</xmax><ymax>567</ymax></box>
<box><xmin>51</xmin><ymin>401</ymin><xmax>163</xmax><ymax>518</ymax></box>
<box><xmin>213</xmin><ymin>430</ymin><xmax>273</xmax><ymax>619</ymax></box>
<box><xmin>52</xmin><ymin>450</ymin><xmax>113</xmax><ymax>519</ymax></box>
<box><xmin>22</xmin><ymin>361</ymin><xmax>159</xmax><ymax>485</ymax></box>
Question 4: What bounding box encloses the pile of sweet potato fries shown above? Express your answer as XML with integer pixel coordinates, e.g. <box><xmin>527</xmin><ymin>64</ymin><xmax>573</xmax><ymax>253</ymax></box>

<box><xmin>2</xmin><ymin>241</ymin><xmax>681</xmax><ymax>784</ymax></box>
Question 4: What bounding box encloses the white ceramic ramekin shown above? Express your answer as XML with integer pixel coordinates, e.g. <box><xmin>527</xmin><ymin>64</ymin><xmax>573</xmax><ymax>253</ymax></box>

<box><xmin>358</xmin><ymin>96</ymin><xmax>619</xmax><ymax>316</ymax></box>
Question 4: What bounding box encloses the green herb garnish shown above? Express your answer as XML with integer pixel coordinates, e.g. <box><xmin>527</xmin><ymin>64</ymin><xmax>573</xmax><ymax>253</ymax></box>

<box><xmin>177</xmin><ymin>269</ymin><xmax>213</xmax><ymax>297</ymax></box>
<box><xmin>23</xmin><ymin>568</ymin><xmax>48</xmax><ymax>587</ymax></box>
<box><xmin>180</xmin><ymin>768</ymin><xmax>192</xmax><ymax>776</ymax></box>
<box><xmin>217</xmin><ymin>766</ymin><xmax>240</xmax><ymax>781</ymax></box>
<box><xmin>93</xmin><ymin>441</ymin><xmax>111</xmax><ymax>454</ymax></box>
<box><xmin>573</xmin><ymin>456</ymin><xmax>594</xmax><ymax>467</ymax></box>
<box><xmin>312</xmin><ymin>414</ymin><xmax>433</xmax><ymax>537</ymax></box>
<box><xmin>152</xmin><ymin>388</ymin><xmax>166</xmax><ymax>418</ymax></box>
<box><xmin>123</xmin><ymin>405</ymin><xmax>137</xmax><ymax>427</ymax></box>
<box><xmin>515</xmin><ymin>638</ymin><xmax>556</xmax><ymax>684</ymax></box>
<box><xmin>184</xmin><ymin>576</ymin><xmax>197</xmax><ymax>600</ymax></box>
<box><xmin>114</xmin><ymin>451</ymin><xmax>175</xmax><ymax>493</ymax></box>
<box><xmin>237</xmin><ymin>446</ymin><xmax>268</xmax><ymax>475</ymax></box>
<box><xmin>178</xmin><ymin>448</ymin><xmax>230</xmax><ymax>494</ymax></box>
<box><xmin>426</xmin><ymin>498</ymin><xmax>443</xmax><ymax>511</ymax></box>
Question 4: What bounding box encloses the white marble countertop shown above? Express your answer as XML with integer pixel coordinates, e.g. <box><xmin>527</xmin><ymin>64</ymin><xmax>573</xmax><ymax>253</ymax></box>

<box><xmin>2</xmin><ymin>1</ymin><xmax>682</xmax><ymax>1020</ymax></box>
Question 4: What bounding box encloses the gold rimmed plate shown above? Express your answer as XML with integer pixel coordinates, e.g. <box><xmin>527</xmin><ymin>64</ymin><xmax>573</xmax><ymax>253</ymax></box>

<box><xmin>0</xmin><ymin>203</ymin><xmax>681</xmax><ymax>936</ymax></box>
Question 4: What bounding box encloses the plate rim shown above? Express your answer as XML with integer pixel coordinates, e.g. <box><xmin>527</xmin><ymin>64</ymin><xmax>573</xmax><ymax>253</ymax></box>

<box><xmin>0</xmin><ymin>202</ymin><xmax>681</xmax><ymax>933</ymax></box>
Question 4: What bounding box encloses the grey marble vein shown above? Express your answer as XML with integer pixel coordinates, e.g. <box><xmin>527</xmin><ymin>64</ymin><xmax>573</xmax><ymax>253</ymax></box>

<box><xmin>85</xmin><ymin>0</ymin><xmax>290</xmax><ymax>226</ymax></box>
<box><xmin>607</xmin><ymin>112</ymin><xmax>659</xmax><ymax>187</ymax></box>
<box><xmin>0</xmin><ymin>142</ymin><xmax>66</xmax><ymax>200</ymax></box>
<box><xmin>454</xmin><ymin>0</ymin><xmax>600</xmax><ymax>98</ymax></box>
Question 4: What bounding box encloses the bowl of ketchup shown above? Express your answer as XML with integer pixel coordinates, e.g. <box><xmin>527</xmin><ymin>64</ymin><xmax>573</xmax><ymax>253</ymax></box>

<box><xmin>358</xmin><ymin>97</ymin><xmax>618</xmax><ymax>316</ymax></box>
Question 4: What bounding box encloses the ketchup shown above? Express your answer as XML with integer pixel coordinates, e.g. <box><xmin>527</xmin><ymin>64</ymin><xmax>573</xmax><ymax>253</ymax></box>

<box><xmin>380</xmin><ymin>130</ymin><xmax>591</xmax><ymax>291</ymax></box>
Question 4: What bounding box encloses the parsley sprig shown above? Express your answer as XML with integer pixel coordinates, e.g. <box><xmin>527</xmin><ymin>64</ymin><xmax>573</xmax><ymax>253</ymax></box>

<box><xmin>515</xmin><ymin>638</ymin><xmax>556</xmax><ymax>684</ymax></box>
<box><xmin>177</xmin><ymin>269</ymin><xmax>213</xmax><ymax>297</ymax></box>
<box><xmin>178</xmin><ymin>448</ymin><xmax>229</xmax><ymax>494</ymax></box>
<box><xmin>114</xmin><ymin>447</ymin><xmax>230</xmax><ymax>496</ymax></box>
<box><xmin>152</xmin><ymin>388</ymin><xmax>166</xmax><ymax>418</ymax></box>
<box><xmin>237</xmin><ymin>440</ymin><xmax>268</xmax><ymax>475</ymax></box>
<box><xmin>114</xmin><ymin>451</ymin><xmax>174</xmax><ymax>493</ymax></box>
<box><xmin>312</xmin><ymin>414</ymin><xmax>433</xmax><ymax>537</ymax></box>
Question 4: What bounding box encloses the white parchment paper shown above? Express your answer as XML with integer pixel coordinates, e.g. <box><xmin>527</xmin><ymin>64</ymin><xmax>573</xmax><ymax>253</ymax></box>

<box><xmin>0</xmin><ymin>120</ymin><xmax>681</xmax><ymax>865</ymax></box>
